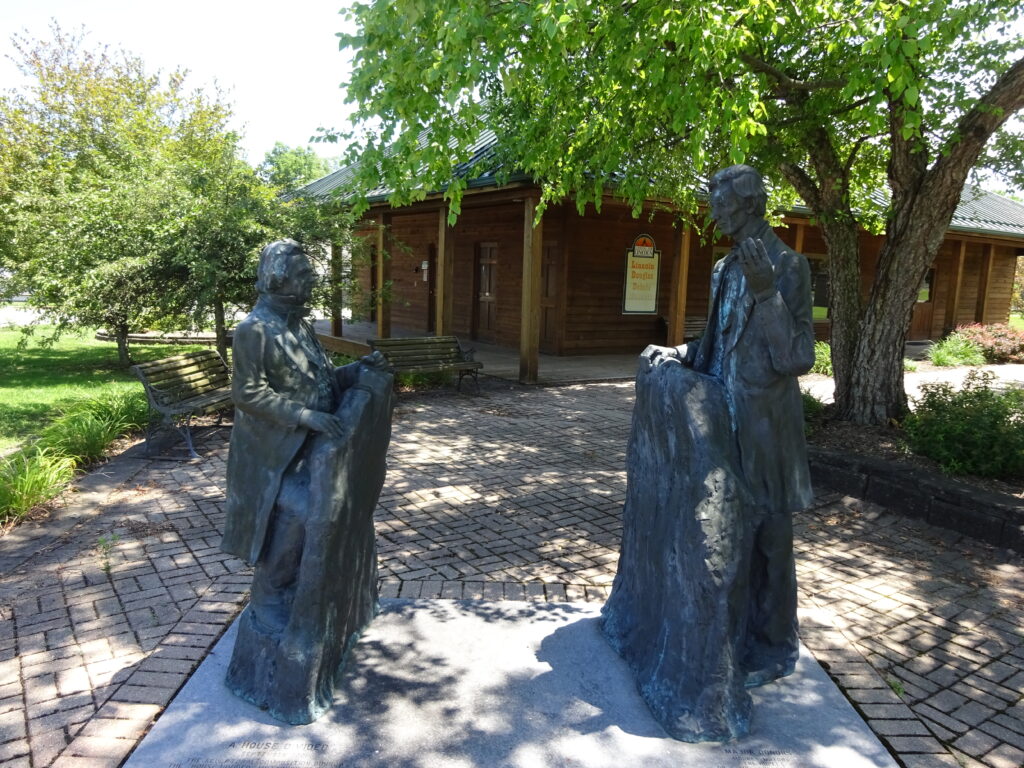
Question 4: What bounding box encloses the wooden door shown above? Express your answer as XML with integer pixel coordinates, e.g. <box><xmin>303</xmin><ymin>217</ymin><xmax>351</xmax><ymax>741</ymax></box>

<box><xmin>540</xmin><ymin>242</ymin><xmax>560</xmax><ymax>352</ymax></box>
<box><xmin>908</xmin><ymin>269</ymin><xmax>935</xmax><ymax>340</ymax></box>
<box><xmin>473</xmin><ymin>243</ymin><xmax>498</xmax><ymax>342</ymax></box>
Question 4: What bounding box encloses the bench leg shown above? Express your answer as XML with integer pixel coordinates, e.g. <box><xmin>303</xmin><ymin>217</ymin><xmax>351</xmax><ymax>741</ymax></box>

<box><xmin>143</xmin><ymin>412</ymin><xmax>162</xmax><ymax>457</ymax></box>
<box><xmin>457</xmin><ymin>369</ymin><xmax>481</xmax><ymax>394</ymax></box>
<box><xmin>174</xmin><ymin>414</ymin><xmax>201</xmax><ymax>460</ymax></box>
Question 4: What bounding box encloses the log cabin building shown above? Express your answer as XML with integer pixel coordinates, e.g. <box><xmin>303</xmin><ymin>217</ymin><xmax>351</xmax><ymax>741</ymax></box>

<box><xmin>301</xmin><ymin>151</ymin><xmax>1024</xmax><ymax>383</ymax></box>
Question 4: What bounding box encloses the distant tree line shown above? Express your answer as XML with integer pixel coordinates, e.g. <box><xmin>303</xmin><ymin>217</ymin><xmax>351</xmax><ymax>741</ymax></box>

<box><xmin>0</xmin><ymin>24</ymin><xmax>352</xmax><ymax>364</ymax></box>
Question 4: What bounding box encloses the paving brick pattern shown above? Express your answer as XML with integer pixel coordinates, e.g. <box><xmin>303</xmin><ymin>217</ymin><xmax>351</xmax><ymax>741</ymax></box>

<box><xmin>0</xmin><ymin>380</ymin><xmax>1020</xmax><ymax>767</ymax></box>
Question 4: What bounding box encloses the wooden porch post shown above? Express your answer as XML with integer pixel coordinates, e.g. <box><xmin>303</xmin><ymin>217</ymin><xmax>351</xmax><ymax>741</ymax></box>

<box><xmin>794</xmin><ymin>222</ymin><xmax>806</xmax><ymax>255</ymax></box>
<box><xmin>945</xmin><ymin>240</ymin><xmax>967</xmax><ymax>333</ymax></box>
<box><xmin>667</xmin><ymin>224</ymin><xmax>692</xmax><ymax>346</ymax></box>
<box><xmin>376</xmin><ymin>213</ymin><xmax>391</xmax><ymax>339</ymax></box>
<box><xmin>519</xmin><ymin>197</ymin><xmax>543</xmax><ymax>383</ymax></box>
<box><xmin>330</xmin><ymin>242</ymin><xmax>343</xmax><ymax>337</ymax></box>
<box><xmin>435</xmin><ymin>207</ymin><xmax>454</xmax><ymax>335</ymax></box>
<box><xmin>975</xmin><ymin>243</ymin><xmax>994</xmax><ymax>324</ymax></box>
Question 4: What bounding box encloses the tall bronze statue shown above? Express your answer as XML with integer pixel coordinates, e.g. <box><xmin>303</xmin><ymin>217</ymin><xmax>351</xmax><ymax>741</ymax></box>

<box><xmin>602</xmin><ymin>165</ymin><xmax>815</xmax><ymax>741</ymax></box>
<box><xmin>221</xmin><ymin>239</ymin><xmax>393</xmax><ymax>724</ymax></box>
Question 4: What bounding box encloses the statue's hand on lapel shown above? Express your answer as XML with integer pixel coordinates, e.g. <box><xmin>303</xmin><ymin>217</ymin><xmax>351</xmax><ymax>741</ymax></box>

<box><xmin>738</xmin><ymin>237</ymin><xmax>776</xmax><ymax>302</ymax></box>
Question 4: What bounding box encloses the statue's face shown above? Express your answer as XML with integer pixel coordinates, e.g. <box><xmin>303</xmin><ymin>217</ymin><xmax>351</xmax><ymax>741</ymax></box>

<box><xmin>709</xmin><ymin>183</ymin><xmax>748</xmax><ymax>239</ymax></box>
<box><xmin>278</xmin><ymin>252</ymin><xmax>316</xmax><ymax>303</ymax></box>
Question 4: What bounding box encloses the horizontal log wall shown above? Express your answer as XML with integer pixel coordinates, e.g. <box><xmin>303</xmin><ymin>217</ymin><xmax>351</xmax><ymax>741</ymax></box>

<box><xmin>561</xmin><ymin>204</ymin><xmax>677</xmax><ymax>355</ymax></box>
<box><xmin>347</xmin><ymin>192</ymin><xmax>1022</xmax><ymax>353</ymax></box>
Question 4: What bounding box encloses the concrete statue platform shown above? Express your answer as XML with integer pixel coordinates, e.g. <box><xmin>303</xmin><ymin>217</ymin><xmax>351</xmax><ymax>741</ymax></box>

<box><xmin>124</xmin><ymin>599</ymin><xmax>897</xmax><ymax>768</ymax></box>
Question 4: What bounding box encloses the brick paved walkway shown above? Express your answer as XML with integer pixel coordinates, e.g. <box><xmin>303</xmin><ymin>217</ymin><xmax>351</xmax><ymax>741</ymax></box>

<box><xmin>0</xmin><ymin>380</ymin><xmax>1021</xmax><ymax>768</ymax></box>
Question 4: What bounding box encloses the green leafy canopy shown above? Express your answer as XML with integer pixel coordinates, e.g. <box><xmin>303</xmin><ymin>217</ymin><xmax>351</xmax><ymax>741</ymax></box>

<box><xmin>337</xmin><ymin>0</ymin><xmax>1023</xmax><ymax>225</ymax></box>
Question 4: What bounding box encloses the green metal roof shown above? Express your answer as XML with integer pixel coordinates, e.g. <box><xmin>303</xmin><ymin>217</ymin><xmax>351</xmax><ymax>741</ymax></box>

<box><xmin>297</xmin><ymin>135</ymin><xmax>1024</xmax><ymax>243</ymax></box>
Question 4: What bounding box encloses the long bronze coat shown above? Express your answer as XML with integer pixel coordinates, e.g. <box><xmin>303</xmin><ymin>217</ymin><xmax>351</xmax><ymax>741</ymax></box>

<box><xmin>221</xmin><ymin>298</ymin><xmax>349</xmax><ymax>564</ymax></box>
<box><xmin>690</xmin><ymin>221</ymin><xmax>816</xmax><ymax>513</ymax></box>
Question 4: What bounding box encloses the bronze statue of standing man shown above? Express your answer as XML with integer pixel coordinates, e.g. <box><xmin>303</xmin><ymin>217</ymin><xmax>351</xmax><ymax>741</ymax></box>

<box><xmin>221</xmin><ymin>239</ymin><xmax>393</xmax><ymax>724</ymax></box>
<box><xmin>603</xmin><ymin>165</ymin><xmax>815</xmax><ymax>741</ymax></box>
<box><xmin>687</xmin><ymin>164</ymin><xmax>815</xmax><ymax>685</ymax></box>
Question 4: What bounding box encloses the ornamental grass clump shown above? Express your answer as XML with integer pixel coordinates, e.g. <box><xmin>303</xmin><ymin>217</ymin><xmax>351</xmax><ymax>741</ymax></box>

<box><xmin>37</xmin><ymin>391</ymin><xmax>149</xmax><ymax>465</ymax></box>
<box><xmin>0</xmin><ymin>448</ymin><xmax>76</xmax><ymax>521</ymax></box>
<box><xmin>954</xmin><ymin>323</ymin><xmax>1024</xmax><ymax>363</ymax></box>
<box><xmin>926</xmin><ymin>332</ymin><xmax>986</xmax><ymax>367</ymax></box>
<box><xmin>904</xmin><ymin>370</ymin><xmax>1024</xmax><ymax>479</ymax></box>
<box><xmin>1</xmin><ymin>391</ymin><xmax>150</xmax><ymax>522</ymax></box>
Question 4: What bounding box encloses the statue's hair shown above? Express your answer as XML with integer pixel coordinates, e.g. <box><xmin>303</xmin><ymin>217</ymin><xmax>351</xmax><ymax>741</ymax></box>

<box><xmin>710</xmin><ymin>165</ymin><xmax>767</xmax><ymax>218</ymax></box>
<box><xmin>256</xmin><ymin>239</ymin><xmax>305</xmax><ymax>294</ymax></box>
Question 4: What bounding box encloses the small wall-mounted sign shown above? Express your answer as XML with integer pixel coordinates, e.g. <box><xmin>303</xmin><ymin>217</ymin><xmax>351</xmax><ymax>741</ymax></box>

<box><xmin>623</xmin><ymin>234</ymin><xmax>660</xmax><ymax>314</ymax></box>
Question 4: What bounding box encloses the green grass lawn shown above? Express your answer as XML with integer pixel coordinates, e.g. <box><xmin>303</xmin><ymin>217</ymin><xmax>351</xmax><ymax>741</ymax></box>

<box><xmin>0</xmin><ymin>325</ymin><xmax>204</xmax><ymax>454</ymax></box>
<box><xmin>1010</xmin><ymin>312</ymin><xmax>1024</xmax><ymax>331</ymax></box>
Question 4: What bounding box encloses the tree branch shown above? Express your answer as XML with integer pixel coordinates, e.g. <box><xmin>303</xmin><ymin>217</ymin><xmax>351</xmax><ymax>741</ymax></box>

<box><xmin>930</xmin><ymin>54</ymin><xmax>1024</xmax><ymax>190</ymax></box>
<box><xmin>739</xmin><ymin>54</ymin><xmax>846</xmax><ymax>93</ymax></box>
<box><xmin>779</xmin><ymin>161</ymin><xmax>822</xmax><ymax>212</ymax></box>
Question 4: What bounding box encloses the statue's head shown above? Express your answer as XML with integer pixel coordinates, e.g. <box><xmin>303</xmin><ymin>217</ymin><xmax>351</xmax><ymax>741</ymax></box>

<box><xmin>709</xmin><ymin>165</ymin><xmax>767</xmax><ymax>238</ymax></box>
<box><xmin>256</xmin><ymin>239</ymin><xmax>314</xmax><ymax>303</ymax></box>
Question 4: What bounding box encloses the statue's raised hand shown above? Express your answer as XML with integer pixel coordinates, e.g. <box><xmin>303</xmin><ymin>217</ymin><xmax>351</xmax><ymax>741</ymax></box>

<box><xmin>738</xmin><ymin>237</ymin><xmax>775</xmax><ymax>300</ymax></box>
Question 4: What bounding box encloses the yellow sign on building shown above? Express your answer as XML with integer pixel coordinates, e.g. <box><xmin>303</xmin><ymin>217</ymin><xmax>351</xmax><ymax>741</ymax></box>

<box><xmin>623</xmin><ymin>234</ymin><xmax>660</xmax><ymax>314</ymax></box>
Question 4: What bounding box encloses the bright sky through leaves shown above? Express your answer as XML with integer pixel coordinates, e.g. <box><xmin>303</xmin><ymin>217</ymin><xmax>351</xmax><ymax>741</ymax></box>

<box><xmin>0</xmin><ymin>0</ymin><xmax>356</xmax><ymax>165</ymax></box>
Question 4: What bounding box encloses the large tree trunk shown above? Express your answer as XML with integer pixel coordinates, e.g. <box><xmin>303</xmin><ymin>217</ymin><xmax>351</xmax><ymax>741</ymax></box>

<box><xmin>815</xmin><ymin>214</ymin><xmax>861</xmax><ymax>410</ymax></box>
<box><xmin>836</xmin><ymin>178</ymin><xmax>964</xmax><ymax>423</ymax></box>
<box><xmin>213</xmin><ymin>296</ymin><xmax>229</xmax><ymax>364</ymax></box>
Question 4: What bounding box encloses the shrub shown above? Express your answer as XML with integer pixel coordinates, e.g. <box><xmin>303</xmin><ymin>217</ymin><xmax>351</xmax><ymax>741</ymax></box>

<box><xmin>0</xmin><ymin>448</ymin><xmax>76</xmax><ymax>520</ymax></box>
<box><xmin>801</xmin><ymin>389</ymin><xmax>827</xmax><ymax>436</ymax></box>
<box><xmin>904</xmin><ymin>370</ymin><xmax>1024</xmax><ymax>479</ymax></box>
<box><xmin>396</xmin><ymin>371</ymin><xmax>451</xmax><ymax>390</ymax></box>
<box><xmin>927</xmin><ymin>332</ymin><xmax>986</xmax><ymax>367</ymax></box>
<box><xmin>903</xmin><ymin>358</ymin><xmax>918</xmax><ymax>372</ymax></box>
<box><xmin>954</xmin><ymin>323</ymin><xmax>1024</xmax><ymax>363</ymax></box>
<box><xmin>810</xmin><ymin>341</ymin><xmax>833</xmax><ymax>376</ymax></box>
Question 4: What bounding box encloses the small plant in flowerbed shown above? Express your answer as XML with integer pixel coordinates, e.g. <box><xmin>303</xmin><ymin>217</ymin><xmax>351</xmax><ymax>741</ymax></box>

<box><xmin>926</xmin><ymin>331</ymin><xmax>986</xmax><ymax>367</ymax></box>
<box><xmin>903</xmin><ymin>370</ymin><xmax>1024</xmax><ymax>480</ymax></box>
<box><xmin>801</xmin><ymin>389</ymin><xmax>828</xmax><ymax>436</ymax></box>
<box><xmin>954</xmin><ymin>323</ymin><xmax>1024</xmax><ymax>363</ymax></box>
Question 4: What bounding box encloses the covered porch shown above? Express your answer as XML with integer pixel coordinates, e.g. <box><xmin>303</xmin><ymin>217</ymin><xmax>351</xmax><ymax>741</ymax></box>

<box><xmin>314</xmin><ymin>319</ymin><xmax>640</xmax><ymax>384</ymax></box>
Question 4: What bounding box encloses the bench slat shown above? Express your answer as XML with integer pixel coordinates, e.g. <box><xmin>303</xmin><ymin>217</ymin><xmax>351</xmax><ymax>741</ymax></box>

<box><xmin>147</xmin><ymin>368</ymin><xmax>231</xmax><ymax>392</ymax></box>
<box><xmin>133</xmin><ymin>349</ymin><xmax>223</xmax><ymax>375</ymax></box>
<box><xmin>368</xmin><ymin>336</ymin><xmax>482</xmax><ymax>388</ymax></box>
<box><xmin>143</xmin><ymin>356</ymin><xmax>229</xmax><ymax>383</ymax></box>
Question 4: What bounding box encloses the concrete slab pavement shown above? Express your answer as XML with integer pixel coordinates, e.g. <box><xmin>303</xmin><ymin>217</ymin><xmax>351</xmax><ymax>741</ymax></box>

<box><xmin>125</xmin><ymin>600</ymin><xmax>896</xmax><ymax>768</ymax></box>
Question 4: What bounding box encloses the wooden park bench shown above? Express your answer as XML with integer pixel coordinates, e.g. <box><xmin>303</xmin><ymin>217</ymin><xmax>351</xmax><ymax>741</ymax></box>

<box><xmin>368</xmin><ymin>335</ymin><xmax>483</xmax><ymax>392</ymax></box>
<box><xmin>130</xmin><ymin>349</ymin><xmax>233</xmax><ymax>458</ymax></box>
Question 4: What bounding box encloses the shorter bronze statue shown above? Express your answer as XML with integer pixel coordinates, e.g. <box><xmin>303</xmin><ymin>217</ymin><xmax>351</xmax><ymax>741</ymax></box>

<box><xmin>602</xmin><ymin>165</ymin><xmax>815</xmax><ymax>741</ymax></box>
<box><xmin>221</xmin><ymin>239</ymin><xmax>393</xmax><ymax>724</ymax></box>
